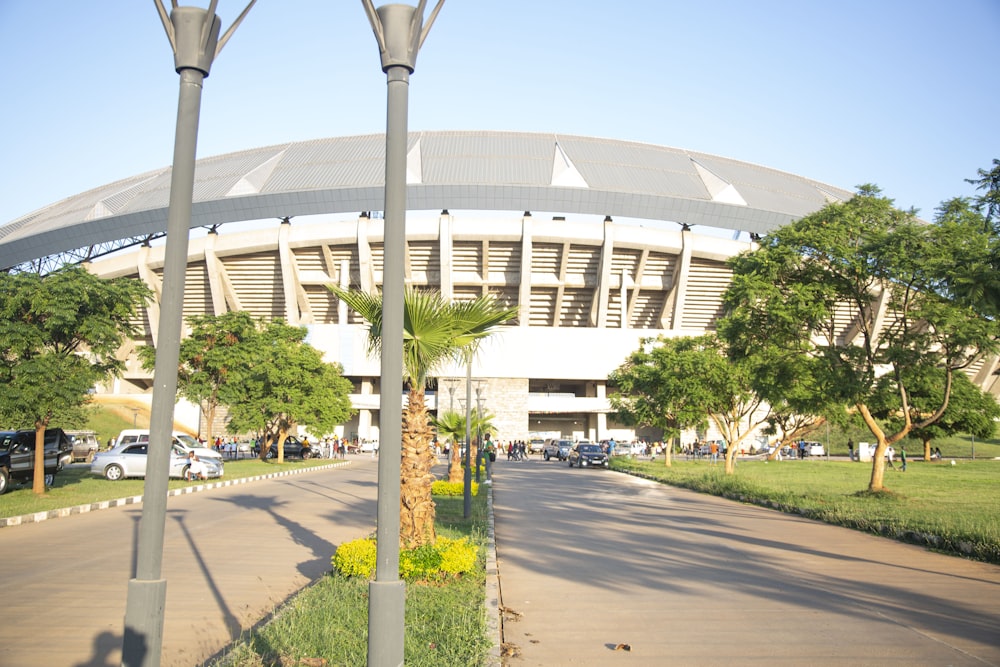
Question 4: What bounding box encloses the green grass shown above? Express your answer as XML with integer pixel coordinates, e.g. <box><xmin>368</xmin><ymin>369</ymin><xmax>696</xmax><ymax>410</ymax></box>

<box><xmin>0</xmin><ymin>458</ymin><xmax>335</xmax><ymax>519</ymax></box>
<box><xmin>791</xmin><ymin>429</ymin><xmax>1000</xmax><ymax>460</ymax></box>
<box><xmin>213</xmin><ymin>490</ymin><xmax>491</xmax><ymax>667</ymax></box>
<box><xmin>612</xmin><ymin>456</ymin><xmax>1000</xmax><ymax>563</ymax></box>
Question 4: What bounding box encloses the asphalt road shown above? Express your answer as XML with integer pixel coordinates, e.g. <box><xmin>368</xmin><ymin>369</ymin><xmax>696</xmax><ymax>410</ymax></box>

<box><xmin>0</xmin><ymin>460</ymin><xmax>379</xmax><ymax>667</ymax></box>
<box><xmin>491</xmin><ymin>459</ymin><xmax>1000</xmax><ymax>666</ymax></box>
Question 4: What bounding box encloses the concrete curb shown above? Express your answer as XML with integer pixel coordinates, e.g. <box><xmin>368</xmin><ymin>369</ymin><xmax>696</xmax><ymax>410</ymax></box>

<box><xmin>0</xmin><ymin>460</ymin><xmax>352</xmax><ymax>529</ymax></box>
<box><xmin>485</xmin><ymin>481</ymin><xmax>501</xmax><ymax>667</ymax></box>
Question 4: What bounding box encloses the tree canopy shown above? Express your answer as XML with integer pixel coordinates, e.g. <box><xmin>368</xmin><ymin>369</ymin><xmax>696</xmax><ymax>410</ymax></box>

<box><xmin>722</xmin><ymin>184</ymin><xmax>1000</xmax><ymax>491</ymax></box>
<box><xmin>223</xmin><ymin>317</ymin><xmax>355</xmax><ymax>462</ymax></box>
<box><xmin>0</xmin><ymin>266</ymin><xmax>150</xmax><ymax>493</ymax></box>
<box><xmin>609</xmin><ymin>334</ymin><xmax>769</xmax><ymax>473</ymax></box>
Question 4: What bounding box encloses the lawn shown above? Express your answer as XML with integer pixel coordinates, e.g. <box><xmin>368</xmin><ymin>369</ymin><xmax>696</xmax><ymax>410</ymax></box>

<box><xmin>612</xmin><ymin>455</ymin><xmax>1000</xmax><ymax>563</ymax></box>
<box><xmin>212</xmin><ymin>490</ymin><xmax>491</xmax><ymax>667</ymax></box>
<box><xmin>0</xmin><ymin>457</ymin><xmax>336</xmax><ymax>519</ymax></box>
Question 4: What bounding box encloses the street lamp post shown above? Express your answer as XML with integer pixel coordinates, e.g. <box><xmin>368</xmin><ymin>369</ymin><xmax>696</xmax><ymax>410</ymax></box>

<box><xmin>464</xmin><ymin>357</ymin><xmax>473</xmax><ymax>519</ymax></box>
<box><xmin>123</xmin><ymin>4</ymin><xmax>256</xmax><ymax>667</ymax></box>
<box><xmin>475</xmin><ymin>382</ymin><xmax>490</xmax><ymax>482</ymax></box>
<box><xmin>361</xmin><ymin>2</ymin><xmax>444</xmax><ymax>665</ymax></box>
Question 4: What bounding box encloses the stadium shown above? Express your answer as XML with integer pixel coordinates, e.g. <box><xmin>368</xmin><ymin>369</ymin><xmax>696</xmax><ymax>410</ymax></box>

<box><xmin>6</xmin><ymin>130</ymin><xmax>956</xmax><ymax>445</ymax></box>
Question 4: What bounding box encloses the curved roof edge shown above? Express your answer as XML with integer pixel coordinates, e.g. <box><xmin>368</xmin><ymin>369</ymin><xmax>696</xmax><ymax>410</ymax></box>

<box><xmin>0</xmin><ymin>131</ymin><xmax>855</xmax><ymax>270</ymax></box>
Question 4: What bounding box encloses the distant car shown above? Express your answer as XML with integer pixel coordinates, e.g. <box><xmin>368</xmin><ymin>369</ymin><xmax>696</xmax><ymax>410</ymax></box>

<box><xmin>90</xmin><ymin>441</ymin><xmax>224</xmax><ymax>481</ymax></box>
<box><xmin>264</xmin><ymin>435</ymin><xmax>314</xmax><ymax>459</ymax></box>
<box><xmin>568</xmin><ymin>442</ymin><xmax>609</xmax><ymax>469</ymax></box>
<box><xmin>0</xmin><ymin>428</ymin><xmax>74</xmax><ymax>493</ymax></box>
<box><xmin>528</xmin><ymin>439</ymin><xmax>545</xmax><ymax>454</ymax></box>
<box><xmin>543</xmin><ymin>439</ymin><xmax>573</xmax><ymax>461</ymax></box>
<box><xmin>67</xmin><ymin>430</ymin><xmax>100</xmax><ymax>463</ymax></box>
<box><xmin>803</xmin><ymin>441</ymin><xmax>825</xmax><ymax>457</ymax></box>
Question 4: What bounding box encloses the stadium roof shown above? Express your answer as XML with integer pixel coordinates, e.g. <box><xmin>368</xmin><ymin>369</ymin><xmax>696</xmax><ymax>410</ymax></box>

<box><xmin>0</xmin><ymin>131</ymin><xmax>855</xmax><ymax>271</ymax></box>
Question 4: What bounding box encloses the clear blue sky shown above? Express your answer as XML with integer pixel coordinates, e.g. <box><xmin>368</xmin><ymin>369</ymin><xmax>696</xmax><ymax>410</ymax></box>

<box><xmin>1</xmin><ymin>1</ymin><xmax>997</xmax><ymax>227</ymax></box>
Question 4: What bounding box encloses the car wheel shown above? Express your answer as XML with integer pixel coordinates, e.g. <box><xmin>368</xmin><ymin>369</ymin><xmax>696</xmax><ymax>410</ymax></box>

<box><xmin>85</xmin><ymin>450</ymin><xmax>95</xmax><ymax>464</ymax></box>
<box><xmin>0</xmin><ymin>468</ymin><xmax>9</xmax><ymax>495</ymax></box>
<box><xmin>544</xmin><ymin>452</ymin><xmax>550</xmax><ymax>461</ymax></box>
<box><xmin>301</xmin><ymin>449</ymin><xmax>311</xmax><ymax>460</ymax></box>
<box><xmin>266</xmin><ymin>449</ymin><xmax>276</xmax><ymax>460</ymax></box>
<box><xmin>104</xmin><ymin>464</ymin><xmax>124</xmax><ymax>481</ymax></box>
<box><xmin>44</xmin><ymin>471</ymin><xmax>56</xmax><ymax>487</ymax></box>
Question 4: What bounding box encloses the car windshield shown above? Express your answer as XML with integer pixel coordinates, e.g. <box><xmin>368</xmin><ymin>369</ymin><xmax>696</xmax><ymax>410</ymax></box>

<box><xmin>175</xmin><ymin>434</ymin><xmax>200</xmax><ymax>448</ymax></box>
<box><xmin>578</xmin><ymin>444</ymin><xmax>601</xmax><ymax>453</ymax></box>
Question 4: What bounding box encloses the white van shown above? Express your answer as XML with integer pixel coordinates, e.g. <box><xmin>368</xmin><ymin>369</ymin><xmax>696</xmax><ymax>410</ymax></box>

<box><xmin>115</xmin><ymin>429</ymin><xmax>222</xmax><ymax>462</ymax></box>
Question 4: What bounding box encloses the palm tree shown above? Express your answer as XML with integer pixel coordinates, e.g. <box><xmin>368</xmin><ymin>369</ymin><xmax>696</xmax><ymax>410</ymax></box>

<box><xmin>330</xmin><ymin>285</ymin><xmax>517</xmax><ymax>547</ymax></box>
<box><xmin>432</xmin><ymin>408</ymin><xmax>496</xmax><ymax>483</ymax></box>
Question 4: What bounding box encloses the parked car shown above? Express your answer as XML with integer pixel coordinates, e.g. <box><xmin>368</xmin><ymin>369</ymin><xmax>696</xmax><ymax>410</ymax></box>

<box><xmin>0</xmin><ymin>428</ymin><xmax>74</xmax><ymax>493</ymax></box>
<box><xmin>803</xmin><ymin>441</ymin><xmax>826</xmax><ymax>457</ymax></box>
<box><xmin>543</xmin><ymin>439</ymin><xmax>573</xmax><ymax>461</ymax></box>
<box><xmin>264</xmin><ymin>435</ymin><xmax>314</xmax><ymax>459</ymax></box>
<box><xmin>568</xmin><ymin>442</ymin><xmax>609</xmax><ymax>468</ymax></box>
<box><xmin>116</xmin><ymin>429</ymin><xmax>224</xmax><ymax>466</ymax></box>
<box><xmin>67</xmin><ymin>430</ymin><xmax>100</xmax><ymax>463</ymax></box>
<box><xmin>90</xmin><ymin>441</ymin><xmax>224</xmax><ymax>481</ymax></box>
<box><xmin>528</xmin><ymin>438</ymin><xmax>545</xmax><ymax>454</ymax></box>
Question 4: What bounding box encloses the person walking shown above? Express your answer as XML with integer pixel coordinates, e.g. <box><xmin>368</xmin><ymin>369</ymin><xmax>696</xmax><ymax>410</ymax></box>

<box><xmin>900</xmin><ymin>445</ymin><xmax>907</xmax><ymax>472</ymax></box>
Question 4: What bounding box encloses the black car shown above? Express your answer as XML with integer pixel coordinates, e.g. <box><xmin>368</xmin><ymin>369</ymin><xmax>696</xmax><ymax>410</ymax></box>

<box><xmin>265</xmin><ymin>435</ymin><xmax>314</xmax><ymax>459</ymax></box>
<box><xmin>0</xmin><ymin>428</ymin><xmax>74</xmax><ymax>494</ymax></box>
<box><xmin>568</xmin><ymin>442</ymin><xmax>609</xmax><ymax>469</ymax></box>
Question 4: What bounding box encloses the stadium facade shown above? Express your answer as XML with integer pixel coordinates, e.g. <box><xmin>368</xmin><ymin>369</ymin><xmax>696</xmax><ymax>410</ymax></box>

<box><xmin>11</xmin><ymin>131</ymin><xmax>992</xmax><ymax>445</ymax></box>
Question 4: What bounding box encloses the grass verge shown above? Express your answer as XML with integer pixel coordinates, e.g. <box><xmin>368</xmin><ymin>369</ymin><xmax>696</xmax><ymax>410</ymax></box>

<box><xmin>0</xmin><ymin>458</ymin><xmax>337</xmax><ymax>519</ymax></box>
<box><xmin>611</xmin><ymin>456</ymin><xmax>1000</xmax><ymax>563</ymax></box>
<box><xmin>212</xmin><ymin>489</ymin><xmax>491</xmax><ymax>667</ymax></box>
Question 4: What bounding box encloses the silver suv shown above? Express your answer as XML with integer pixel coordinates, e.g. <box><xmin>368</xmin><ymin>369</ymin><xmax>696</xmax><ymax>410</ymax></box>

<box><xmin>543</xmin><ymin>439</ymin><xmax>573</xmax><ymax>461</ymax></box>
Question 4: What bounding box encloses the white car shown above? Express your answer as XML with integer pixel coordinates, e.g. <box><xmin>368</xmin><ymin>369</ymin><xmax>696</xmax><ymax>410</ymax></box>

<box><xmin>90</xmin><ymin>441</ymin><xmax>224</xmax><ymax>481</ymax></box>
<box><xmin>803</xmin><ymin>441</ymin><xmax>825</xmax><ymax>457</ymax></box>
<box><xmin>116</xmin><ymin>429</ymin><xmax>224</xmax><ymax>465</ymax></box>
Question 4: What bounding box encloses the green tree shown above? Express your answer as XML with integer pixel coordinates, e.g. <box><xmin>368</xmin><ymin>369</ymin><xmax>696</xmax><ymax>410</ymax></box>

<box><xmin>609</xmin><ymin>334</ymin><xmax>769</xmax><ymax>474</ymax></box>
<box><xmin>0</xmin><ymin>267</ymin><xmax>150</xmax><ymax>493</ymax></box>
<box><xmin>138</xmin><ymin>311</ymin><xmax>261</xmax><ymax>445</ymax></box>
<box><xmin>331</xmin><ymin>285</ymin><xmax>517</xmax><ymax>548</ymax></box>
<box><xmin>724</xmin><ymin>185</ymin><xmax>1000</xmax><ymax>491</ymax></box>
<box><xmin>965</xmin><ymin>158</ymin><xmax>1000</xmax><ymax>229</ymax></box>
<box><xmin>873</xmin><ymin>366</ymin><xmax>1000</xmax><ymax>460</ymax></box>
<box><xmin>225</xmin><ymin>318</ymin><xmax>354</xmax><ymax>463</ymax></box>
<box><xmin>431</xmin><ymin>408</ymin><xmax>494</xmax><ymax>483</ymax></box>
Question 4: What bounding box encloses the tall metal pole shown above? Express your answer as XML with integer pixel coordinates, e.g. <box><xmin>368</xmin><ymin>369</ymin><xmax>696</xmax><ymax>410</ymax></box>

<box><xmin>123</xmin><ymin>5</ymin><xmax>254</xmax><ymax>666</ymax></box>
<box><xmin>361</xmin><ymin>2</ymin><xmax>443</xmax><ymax>665</ymax></box>
<box><xmin>464</xmin><ymin>356</ymin><xmax>473</xmax><ymax>519</ymax></box>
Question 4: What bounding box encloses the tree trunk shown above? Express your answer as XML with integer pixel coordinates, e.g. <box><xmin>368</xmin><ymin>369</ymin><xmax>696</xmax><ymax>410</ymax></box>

<box><xmin>923</xmin><ymin>436</ymin><xmax>932</xmax><ymax>461</ymax></box>
<box><xmin>32</xmin><ymin>421</ymin><xmax>47</xmax><ymax>495</ymax></box>
<box><xmin>275</xmin><ymin>429</ymin><xmax>287</xmax><ymax>464</ymax></box>
<box><xmin>868</xmin><ymin>437</ymin><xmax>889</xmax><ymax>491</ymax></box>
<box><xmin>663</xmin><ymin>438</ymin><xmax>673</xmax><ymax>467</ymax></box>
<box><xmin>400</xmin><ymin>388</ymin><xmax>437</xmax><ymax>548</ymax></box>
<box><xmin>448</xmin><ymin>439</ymin><xmax>463</xmax><ymax>483</ymax></box>
<box><xmin>203</xmin><ymin>399</ymin><xmax>216</xmax><ymax>445</ymax></box>
<box><xmin>858</xmin><ymin>403</ymin><xmax>893</xmax><ymax>492</ymax></box>
<box><xmin>724</xmin><ymin>448</ymin><xmax>737</xmax><ymax>474</ymax></box>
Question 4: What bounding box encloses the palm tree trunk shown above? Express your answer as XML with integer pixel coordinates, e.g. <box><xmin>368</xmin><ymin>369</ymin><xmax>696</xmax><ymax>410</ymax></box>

<box><xmin>400</xmin><ymin>387</ymin><xmax>437</xmax><ymax>548</ymax></box>
<box><xmin>448</xmin><ymin>439</ymin><xmax>463</xmax><ymax>483</ymax></box>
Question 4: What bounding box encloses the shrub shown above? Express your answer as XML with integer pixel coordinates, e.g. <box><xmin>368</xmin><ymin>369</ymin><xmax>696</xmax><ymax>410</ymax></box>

<box><xmin>431</xmin><ymin>480</ymin><xmax>479</xmax><ymax>497</ymax></box>
<box><xmin>332</xmin><ymin>536</ymin><xmax>479</xmax><ymax>581</ymax></box>
<box><xmin>437</xmin><ymin>537</ymin><xmax>478</xmax><ymax>575</ymax></box>
<box><xmin>332</xmin><ymin>537</ymin><xmax>377</xmax><ymax>578</ymax></box>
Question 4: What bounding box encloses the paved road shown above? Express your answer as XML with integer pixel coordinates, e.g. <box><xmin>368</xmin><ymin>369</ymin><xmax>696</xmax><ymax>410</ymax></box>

<box><xmin>491</xmin><ymin>460</ymin><xmax>1000</xmax><ymax>666</ymax></box>
<box><xmin>0</xmin><ymin>460</ymin><xmax>378</xmax><ymax>667</ymax></box>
